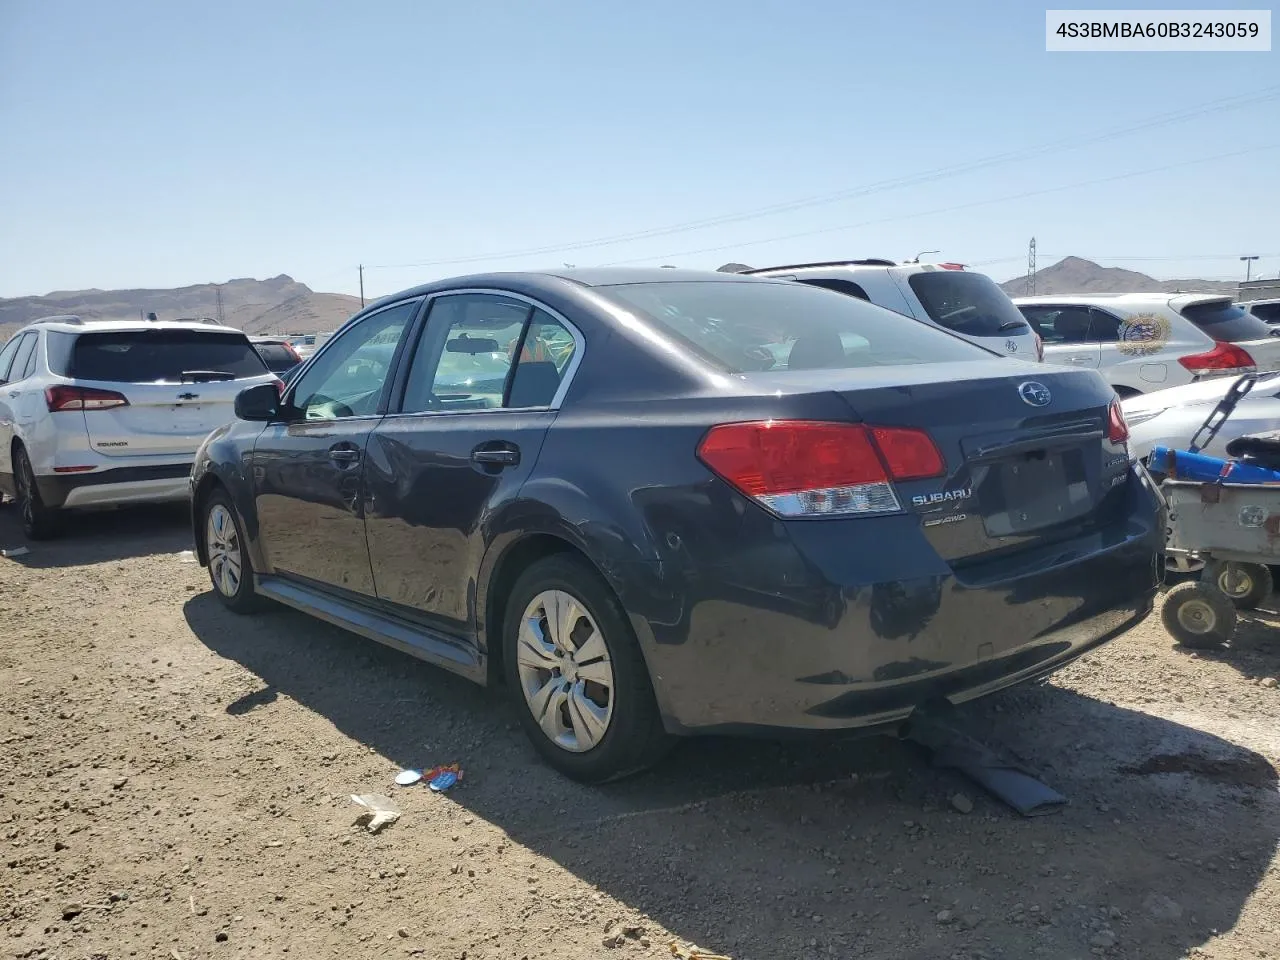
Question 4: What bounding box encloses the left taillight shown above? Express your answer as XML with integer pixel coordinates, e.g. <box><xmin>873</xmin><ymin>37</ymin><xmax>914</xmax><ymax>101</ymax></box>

<box><xmin>283</xmin><ymin>342</ymin><xmax>302</xmax><ymax>363</ymax></box>
<box><xmin>696</xmin><ymin>420</ymin><xmax>944</xmax><ymax>518</ymax></box>
<box><xmin>45</xmin><ymin>385</ymin><xmax>129</xmax><ymax>412</ymax></box>
<box><xmin>1107</xmin><ymin>397</ymin><xmax>1129</xmax><ymax>445</ymax></box>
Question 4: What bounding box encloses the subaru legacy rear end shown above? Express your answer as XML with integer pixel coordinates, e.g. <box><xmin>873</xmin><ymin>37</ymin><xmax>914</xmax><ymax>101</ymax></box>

<box><xmin>573</xmin><ymin>278</ymin><xmax>1163</xmax><ymax>734</ymax></box>
<box><xmin>36</xmin><ymin>322</ymin><xmax>278</xmax><ymax>509</ymax></box>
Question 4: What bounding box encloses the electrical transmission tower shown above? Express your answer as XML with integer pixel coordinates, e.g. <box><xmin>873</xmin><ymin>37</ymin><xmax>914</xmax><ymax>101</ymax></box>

<box><xmin>215</xmin><ymin>286</ymin><xmax>225</xmax><ymax>324</ymax></box>
<box><xmin>1025</xmin><ymin>238</ymin><xmax>1037</xmax><ymax>296</ymax></box>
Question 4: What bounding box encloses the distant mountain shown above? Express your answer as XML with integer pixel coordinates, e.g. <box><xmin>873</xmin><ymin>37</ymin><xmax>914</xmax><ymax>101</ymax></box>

<box><xmin>0</xmin><ymin>275</ymin><xmax>362</xmax><ymax>341</ymax></box>
<box><xmin>999</xmin><ymin>257</ymin><xmax>1237</xmax><ymax>298</ymax></box>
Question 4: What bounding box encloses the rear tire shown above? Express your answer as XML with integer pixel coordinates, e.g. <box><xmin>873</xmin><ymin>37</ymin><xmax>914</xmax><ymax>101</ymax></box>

<box><xmin>13</xmin><ymin>446</ymin><xmax>62</xmax><ymax>541</ymax></box>
<box><xmin>202</xmin><ymin>489</ymin><xmax>265</xmax><ymax>614</ymax></box>
<box><xmin>1162</xmin><ymin>581</ymin><xmax>1236</xmax><ymax>649</ymax></box>
<box><xmin>502</xmin><ymin>554</ymin><xmax>672</xmax><ymax>782</ymax></box>
<box><xmin>1203</xmin><ymin>559</ymin><xmax>1272</xmax><ymax>610</ymax></box>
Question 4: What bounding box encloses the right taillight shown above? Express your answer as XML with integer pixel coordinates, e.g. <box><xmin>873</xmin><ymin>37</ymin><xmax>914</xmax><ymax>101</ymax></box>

<box><xmin>45</xmin><ymin>385</ymin><xmax>130</xmax><ymax>412</ymax></box>
<box><xmin>1177</xmin><ymin>342</ymin><xmax>1256</xmax><ymax>377</ymax></box>
<box><xmin>1107</xmin><ymin>398</ymin><xmax>1129</xmax><ymax>445</ymax></box>
<box><xmin>696</xmin><ymin>420</ymin><xmax>944</xmax><ymax>518</ymax></box>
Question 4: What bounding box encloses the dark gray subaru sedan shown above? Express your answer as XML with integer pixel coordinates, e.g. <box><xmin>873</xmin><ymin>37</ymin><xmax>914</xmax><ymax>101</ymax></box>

<box><xmin>190</xmin><ymin>268</ymin><xmax>1163</xmax><ymax>781</ymax></box>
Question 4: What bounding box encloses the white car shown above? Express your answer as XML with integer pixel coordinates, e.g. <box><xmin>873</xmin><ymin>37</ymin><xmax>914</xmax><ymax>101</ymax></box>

<box><xmin>1015</xmin><ymin>293</ymin><xmax>1280</xmax><ymax>397</ymax></box>
<box><xmin>1122</xmin><ymin>373</ymin><xmax>1280</xmax><ymax>463</ymax></box>
<box><xmin>1240</xmin><ymin>298</ymin><xmax>1280</xmax><ymax>325</ymax></box>
<box><xmin>743</xmin><ymin>259</ymin><xmax>1043</xmax><ymax>360</ymax></box>
<box><xmin>0</xmin><ymin>315</ymin><xmax>279</xmax><ymax>539</ymax></box>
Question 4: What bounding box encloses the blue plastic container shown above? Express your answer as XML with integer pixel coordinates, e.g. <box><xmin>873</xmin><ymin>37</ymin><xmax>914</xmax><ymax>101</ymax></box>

<box><xmin>1149</xmin><ymin>444</ymin><xmax>1280</xmax><ymax>484</ymax></box>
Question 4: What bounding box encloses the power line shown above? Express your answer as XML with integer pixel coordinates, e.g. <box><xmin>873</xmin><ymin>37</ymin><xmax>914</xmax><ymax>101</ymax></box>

<box><xmin>598</xmin><ymin>143</ymin><xmax>1280</xmax><ymax>265</ymax></box>
<box><xmin>362</xmin><ymin>85</ymin><xmax>1280</xmax><ymax>271</ymax></box>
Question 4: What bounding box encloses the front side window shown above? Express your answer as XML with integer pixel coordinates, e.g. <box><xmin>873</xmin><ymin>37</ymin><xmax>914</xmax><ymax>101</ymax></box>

<box><xmin>600</xmin><ymin>279</ymin><xmax>987</xmax><ymax>374</ymax></box>
<box><xmin>400</xmin><ymin>295</ymin><xmax>578</xmax><ymax>413</ymax></box>
<box><xmin>289</xmin><ymin>300</ymin><xmax>417</xmax><ymax>420</ymax></box>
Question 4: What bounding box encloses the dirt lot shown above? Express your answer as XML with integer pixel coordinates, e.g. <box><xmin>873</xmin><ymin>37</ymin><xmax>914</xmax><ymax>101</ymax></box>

<box><xmin>1</xmin><ymin>504</ymin><xmax>1278</xmax><ymax>960</ymax></box>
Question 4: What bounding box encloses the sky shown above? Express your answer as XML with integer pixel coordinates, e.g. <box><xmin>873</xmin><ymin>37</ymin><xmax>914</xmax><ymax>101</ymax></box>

<box><xmin>1</xmin><ymin>0</ymin><xmax>1277</xmax><ymax>300</ymax></box>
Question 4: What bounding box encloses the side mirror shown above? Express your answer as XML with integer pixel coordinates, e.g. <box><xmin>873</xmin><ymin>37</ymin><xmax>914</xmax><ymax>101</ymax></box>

<box><xmin>235</xmin><ymin>382</ymin><xmax>282</xmax><ymax>421</ymax></box>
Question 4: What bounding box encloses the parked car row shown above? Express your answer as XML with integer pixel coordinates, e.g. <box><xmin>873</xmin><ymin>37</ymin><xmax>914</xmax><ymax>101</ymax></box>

<box><xmin>0</xmin><ymin>265</ymin><xmax>1169</xmax><ymax>782</ymax></box>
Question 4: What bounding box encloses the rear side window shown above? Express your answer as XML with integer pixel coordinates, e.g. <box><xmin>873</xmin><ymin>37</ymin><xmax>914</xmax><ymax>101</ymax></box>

<box><xmin>600</xmin><ymin>280</ymin><xmax>988</xmax><ymax>374</ymax></box>
<box><xmin>1181</xmin><ymin>301</ymin><xmax>1275</xmax><ymax>342</ymax></box>
<box><xmin>67</xmin><ymin>330</ymin><xmax>268</xmax><ymax>383</ymax></box>
<box><xmin>1250</xmin><ymin>302</ymin><xmax>1280</xmax><ymax>324</ymax></box>
<box><xmin>907</xmin><ymin>271</ymin><xmax>1030</xmax><ymax>337</ymax></box>
<box><xmin>796</xmin><ymin>277</ymin><xmax>870</xmax><ymax>301</ymax></box>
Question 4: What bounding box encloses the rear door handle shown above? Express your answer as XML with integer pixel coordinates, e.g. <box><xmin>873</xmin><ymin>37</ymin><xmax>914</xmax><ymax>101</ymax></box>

<box><xmin>329</xmin><ymin>446</ymin><xmax>361</xmax><ymax>465</ymax></box>
<box><xmin>471</xmin><ymin>445</ymin><xmax>520</xmax><ymax>467</ymax></box>
<box><xmin>1065</xmin><ymin>356</ymin><xmax>1091</xmax><ymax>364</ymax></box>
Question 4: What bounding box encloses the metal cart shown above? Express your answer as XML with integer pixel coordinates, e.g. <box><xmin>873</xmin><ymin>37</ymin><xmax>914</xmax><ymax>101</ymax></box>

<box><xmin>1155</xmin><ymin>373</ymin><xmax>1280</xmax><ymax>646</ymax></box>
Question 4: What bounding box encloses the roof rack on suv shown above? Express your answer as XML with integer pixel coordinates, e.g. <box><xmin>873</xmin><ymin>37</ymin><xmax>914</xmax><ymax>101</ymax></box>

<box><xmin>32</xmin><ymin>314</ymin><xmax>84</xmax><ymax>325</ymax></box>
<box><xmin>173</xmin><ymin>317</ymin><xmax>223</xmax><ymax>325</ymax></box>
<box><xmin>743</xmin><ymin>259</ymin><xmax>898</xmax><ymax>273</ymax></box>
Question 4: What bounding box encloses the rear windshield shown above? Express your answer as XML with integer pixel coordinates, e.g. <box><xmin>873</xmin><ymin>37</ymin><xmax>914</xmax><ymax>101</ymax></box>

<box><xmin>599</xmin><ymin>280</ymin><xmax>990</xmax><ymax>374</ymax></box>
<box><xmin>907</xmin><ymin>271</ymin><xmax>1030</xmax><ymax>337</ymax></box>
<box><xmin>253</xmin><ymin>343</ymin><xmax>298</xmax><ymax>372</ymax></box>
<box><xmin>60</xmin><ymin>330</ymin><xmax>268</xmax><ymax>382</ymax></box>
<box><xmin>1180</xmin><ymin>301</ymin><xmax>1275</xmax><ymax>342</ymax></box>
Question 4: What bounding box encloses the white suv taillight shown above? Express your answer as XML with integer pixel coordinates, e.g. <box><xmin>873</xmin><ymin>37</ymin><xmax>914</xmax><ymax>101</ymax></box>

<box><xmin>1177</xmin><ymin>342</ymin><xmax>1256</xmax><ymax>378</ymax></box>
<box><xmin>696</xmin><ymin>420</ymin><xmax>944</xmax><ymax>517</ymax></box>
<box><xmin>45</xmin><ymin>385</ymin><xmax>130</xmax><ymax>412</ymax></box>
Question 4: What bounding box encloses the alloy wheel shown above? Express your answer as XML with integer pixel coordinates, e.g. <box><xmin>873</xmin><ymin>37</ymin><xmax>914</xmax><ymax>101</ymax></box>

<box><xmin>206</xmin><ymin>504</ymin><xmax>243</xmax><ymax>598</ymax></box>
<box><xmin>516</xmin><ymin>589</ymin><xmax>615</xmax><ymax>753</ymax></box>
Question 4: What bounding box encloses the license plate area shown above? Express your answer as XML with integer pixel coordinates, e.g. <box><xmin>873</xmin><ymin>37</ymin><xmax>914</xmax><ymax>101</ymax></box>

<box><xmin>980</xmin><ymin>449</ymin><xmax>1091</xmax><ymax>537</ymax></box>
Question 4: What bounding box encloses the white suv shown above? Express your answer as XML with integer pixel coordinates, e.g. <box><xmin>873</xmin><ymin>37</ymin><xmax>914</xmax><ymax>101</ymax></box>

<box><xmin>1240</xmin><ymin>298</ymin><xmax>1280</xmax><ymax>325</ymax></box>
<box><xmin>0</xmin><ymin>316</ymin><xmax>279</xmax><ymax>539</ymax></box>
<box><xmin>1014</xmin><ymin>293</ymin><xmax>1280</xmax><ymax>397</ymax></box>
<box><xmin>742</xmin><ymin>259</ymin><xmax>1043</xmax><ymax>360</ymax></box>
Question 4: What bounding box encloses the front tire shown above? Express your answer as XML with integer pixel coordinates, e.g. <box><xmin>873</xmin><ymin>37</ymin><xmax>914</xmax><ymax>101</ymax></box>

<box><xmin>202</xmin><ymin>489</ymin><xmax>265</xmax><ymax>613</ymax></box>
<box><xmin>1162</xmin><ymin>580</ymin><xmax>1236</xmax><ymax>649</ymax></box>
<box><xmin>503</xmin><ymin>555</ymin><xmax>671</xmax><ymax>782</ymax></box>
<box><xmin>13</xmin><ymin>446</ymin><xmax>62</xmax><ymax>541</ymax></box>
<box><xmin>1203</xmin><ymin>559</ymin><xmax>1272</xmax><ymax>610</ymax></box>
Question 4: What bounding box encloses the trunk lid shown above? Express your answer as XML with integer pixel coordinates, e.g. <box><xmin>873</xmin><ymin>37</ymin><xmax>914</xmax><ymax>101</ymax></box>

<box><xmin>1175</xmin><ymin>295</ymin><xmax>1280</xmax><ymax>372</ymax></box>
<box><xmin>63</xmin><ymin>327</ymin><xmax>277</xmax><ymax>458</ymax></box>
<box><xmin>753</xmin><ymin>361</ymin><xmax>1130</xmax><ymax>567</ymax></box>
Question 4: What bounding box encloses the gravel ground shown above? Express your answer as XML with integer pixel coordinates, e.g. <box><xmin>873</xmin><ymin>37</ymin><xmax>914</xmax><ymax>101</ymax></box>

<box><xmin>1</xmin><ymin>503</ymin><xmax>1277</xmax><ymax>960</ymax></box>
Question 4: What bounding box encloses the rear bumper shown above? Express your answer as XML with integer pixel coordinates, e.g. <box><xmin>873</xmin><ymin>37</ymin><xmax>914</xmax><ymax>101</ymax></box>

<box><xmin>630</xmin><ymin>467</ymin><xmax>1164</xmax><ymax>736</ymax></box>
<box><xmin>36</xmin><ymin>464</ymin><xmax>193</xmax><ymax>509</ymax></box>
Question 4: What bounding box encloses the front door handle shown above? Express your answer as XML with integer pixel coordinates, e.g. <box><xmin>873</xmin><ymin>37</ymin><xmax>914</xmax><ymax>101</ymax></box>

<box><xmin>1065</xmin><ymin>356</ymin><xmax>1092</xmax><ymax>364</ymax></box>
<box><xmin>471</xmin><ymin>445</ymin><xmax>520</xmax><ymax>467</ymax></box>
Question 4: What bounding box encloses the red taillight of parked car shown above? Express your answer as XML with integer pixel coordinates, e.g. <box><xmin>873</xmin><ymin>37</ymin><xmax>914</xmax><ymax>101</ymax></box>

<box><xmin>1177</xmin><ymin>342</ymin><xmax>1256</xmax><ymax>378</ymax></box>
<box><xmin>1107</xmin><ymin>398</ymin><xmax>1129</xmax><ymax>445</ymax></box>
<box><xmin>45</xmin><ymin>385</ymin><xmax>130</xmax><ymax>412</ymax></box>
<box><xmin>697</xmin><ymin>420</ymin><xmax>944</xmax><ymax>517</ymax></box>
<box><xmin>274</xmin><ymin>378</ymin><xmax>287</xmax><ymax>398</ymax></box>
<box><xmin>283</xmin><ymin>341</ymin><xmax>302</xmax><ymax>363</ymax></box>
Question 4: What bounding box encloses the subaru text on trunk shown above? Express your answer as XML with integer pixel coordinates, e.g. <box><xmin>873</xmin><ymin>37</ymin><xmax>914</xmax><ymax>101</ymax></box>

<box><xmin>190</xmin><ymin>269</ymin><xmax>1164</xmax><ymax>782</ymax></box>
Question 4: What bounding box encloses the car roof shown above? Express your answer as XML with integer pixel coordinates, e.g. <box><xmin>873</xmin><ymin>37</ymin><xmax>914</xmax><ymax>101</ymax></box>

<box><xmin>364</xmin><ymin>267</ymin><xmax>787</xmax><ymax>310</ymax></box>
<box><xmin>1013</xmin><ymin>292</ymin><xmax>1232</xmax><ymax>307</ymax></box>
<box><xmin>24</xmin><ymin>316</ymin><xmax>245</xmax><ymax>335</ymax></box>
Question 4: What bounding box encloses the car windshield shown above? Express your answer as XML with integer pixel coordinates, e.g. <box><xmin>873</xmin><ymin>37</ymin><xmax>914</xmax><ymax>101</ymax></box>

<box><xmin>1180</xmin><ymin>300</ymin><xmax>1275</xmax><ymax>342</ymax></box>
<box><xmin>907</xmin><ymin>271</ymin><xmax>1030</xmax><ymax>337</ymax></box>
<box><xmin>63</xmin><ymin>330</ymin><xmax>268</xmax><ymax>382</ymax></box>
<box><xmin>599</xmin><ymin>279</ymin><xmax>989</xmax><ymax>374</ymax></box>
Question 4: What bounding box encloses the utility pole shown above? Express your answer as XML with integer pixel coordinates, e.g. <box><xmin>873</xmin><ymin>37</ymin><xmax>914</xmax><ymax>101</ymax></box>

<box><xmin>214</xmin><ymin>286</ymin><xmax>224</xmax><ymax>324</ymax></box>
<box><xmin>1025</xmin><ymin>237</ymin><xmax>1037</xmax><ymax>296</ymax></box>
<box><xmin>1241</xmin><ymin>255</ymin><xmax>1259</xmax><ymax>282</ymax></box>
<box><xmin>359</xmin><ymin>264</ymin><xmax>365</xmax><ymax>307</ymax></box>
